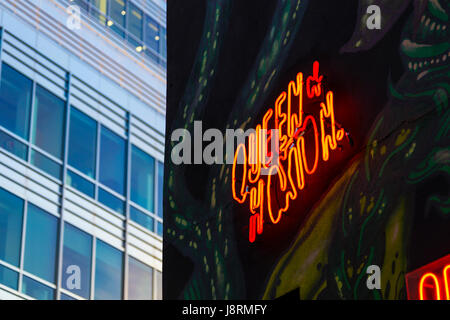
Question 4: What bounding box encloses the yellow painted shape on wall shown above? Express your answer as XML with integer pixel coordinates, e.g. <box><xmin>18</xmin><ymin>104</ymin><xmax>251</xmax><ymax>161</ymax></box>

<box><xmin>263</xmin><ymin>161</ymin><xmax>359</xmax><ymax>300</ymax></box>
<box><xmin>380</xmin><ymin>196</ymin><xmax>409</xmax><ymax>300</ymax></box>
<box><xmin>395</xmin><ymin>129</ymin><xmax>411</xmax><ymax>146</ymax></box>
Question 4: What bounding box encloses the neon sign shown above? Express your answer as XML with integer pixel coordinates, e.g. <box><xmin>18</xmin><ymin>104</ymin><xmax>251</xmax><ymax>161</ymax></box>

<box><xmin>231</xmin><ymin>61</ymin><xmax>348</xmax><ymax>243</ymax></box>
<box><xmin>406</xmin><ymin>254</ymin><xmax>450</xmax><ymax>300</ymax></box>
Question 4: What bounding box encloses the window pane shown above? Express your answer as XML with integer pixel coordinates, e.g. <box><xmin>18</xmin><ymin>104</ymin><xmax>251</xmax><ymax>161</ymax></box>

<box><xmin>60</xmin><ymin>293</ymin><xmax>76</xmax><ymax>300</ymax></box>
<box><xmin>155</xmin><ymin>270</ymin><xmax>162</xmax><ymax>300</ymax></box>
<box><xmin>0</xmin><ymin>264</ymin><xmax>18</xmax><ymax>290</ymax></box>
<box><xmin>157</xmin><ymin>221</ymin><xmax>163</xmax><ymax>237</ymax></box>
<box><xmin>94</xmin><ymin>240</ymin><xmax>123</xmax><ymax>300</ymax></box>
<box><xmin>130</xmin><ymin>206</ymin><xmax>154</xmax><ymax>232</ymax></box>
<box><xmin>127</xmin><ymin>2</ymin><xmax>143</xmax><ymax>47</ymax></box>
<box><xmin>91</xmin><ymin>0</ymin><xmax>107</xmax><ymax>25</ymax></box>
<box><xmin>73</xmin><ymin>0</ymin><xmax>88</xmax><ymax>12</ymax></box>
<box><xmin>31</xmin><ymin>85</ymin><xmax>65</xmax><ymax>159</ymax></box>
<box><xmin>144</xmin><ymin>15</ymin><xmax>160</xmax><ymax>53</ymax></box>
<box><xmin>67</xmin><ymin>170</ymin><xmax>95</xmax><ymax>198</ymax></box>
<box><xmin>0</xmin><ymin>63</ymin><xmax>32</xmax><ymax>139</ymax></box>
<box><xmin>160</xmin><ymin>27</ymin><xmax>166</xmax><ymax>67</ymax></box>
<box><xmin>128</xmin><ymin>257</ymin><xmax>152</xmax><ymax>300</ymax></box>
<box><xmin>22</xmin><ymin>276</ymin><xmax>55</xmax><ymax>300</ymax></box>
<box><xmin>131</xmin><ymin>146</ymin><xmax>154</xmax><ymax>212</ymax></box>
<box><xmin>109</xmin><ymin>0</ymin><xmax>126</xmax><ymax>38</ymax></box>
<box><xmin>68</xmin><ymin>108</ymin><xmax>97</xmax><ymax>178</ymax></box>
<box><xmin>31</xmin><ymin>149</ymin><xmax>62</xmax><ymax>179</ymax></box>
<box><xmin>0</xmin><ymin>187</ymin><xmax>23</xmax><ymax>266</ymax></box>
<box><xmin>62</xmin><ymin>223</ymin><xmax>92</xmax><ymax>299</ymax></box>
<box><xmin>98</xmin><ymin>188</ymin><xmax>124</xmax><ymax>215</ymax></box>
<box><xmin>24</xmin><ymin>204</ymin><xmax>58</xmax><ymax>283</ymax></box>
<box><xmin>157</xmin><ymin>161</ymin><xmax>164</xmax><ymax>218</ymax></box>
<box><xmin>0</xmin><ymin>130</ymin><xmax>27</xmax><ymax>160</ymax></box>
<box><xmin>99</xmin><ymin>126</ymin><xmax>126</xmax><ymax>195</ymax></box>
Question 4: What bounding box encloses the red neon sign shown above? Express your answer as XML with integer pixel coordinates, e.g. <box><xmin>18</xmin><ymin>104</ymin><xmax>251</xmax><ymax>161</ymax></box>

<box><xmin>406</xmin><ymin>254</ymin><xmax>450</xmax><ymax>300</ymax></box>
<box><xmin>231</xmin><ymin>61</ymin><xmax>346</xmax><ymax>243</ymax></box>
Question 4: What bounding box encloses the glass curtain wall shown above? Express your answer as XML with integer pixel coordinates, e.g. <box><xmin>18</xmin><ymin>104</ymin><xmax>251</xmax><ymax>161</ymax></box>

<box><xmin>0</xmin><ymin>61</ymin><xmax>163</xmax><ymax>300</ymax></box>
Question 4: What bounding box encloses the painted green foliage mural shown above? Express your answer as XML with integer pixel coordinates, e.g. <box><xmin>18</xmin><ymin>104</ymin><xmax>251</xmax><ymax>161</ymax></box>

<box><xmin>166</xmin><ymin>0</ymin><xmax>449</xmax><ymax>300</ymax></box>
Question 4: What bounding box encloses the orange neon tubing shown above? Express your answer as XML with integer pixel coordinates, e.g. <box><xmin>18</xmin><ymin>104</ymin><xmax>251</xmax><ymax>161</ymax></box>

<box><xmin>287</xmin><ymin>72</ymin><xmax>304</xmax><ymax>137</ymax></box>
<box><xmin>419</xmin><ymin>273</ymin><xmax>441</xmax><ymax>300</ymax></box>
<box><xmin>248</xmin><ymin>126</ymin><xmax>262</xmax><ymax>184</ymax></box>
<box><xmin>299</xmin><ymin>115</ymin><xmax>319</xmax><ymax>175</ymax></box>
<box><xmin>249</xmin><ymin>179</ymin><xmax>264</xmax><ymax>214</ymax></box>
<box><xmin>320</xmin><ymin>91</ymin><xmax>345</xmax><ymax>161</ymax></box>
<box><xmin>294</xmin><ymin>137</ymin><xmax>306</xmax><ymax>190</ymax></box>
<box><xmin>232</xmin><ymin>143</ymin><xmax>248</xmax><ymax>204</ymax></box>
<box><xmin>266</xmin><ymin>165</ymin><xmax>284</xmax><ymax>224</ymax></box>
<box><xmin>231</xmin><ymin>61</ymin><xmax>348</xmax><ymax>243</ymax></box>
<box><xmin>275</xmin><ymin>92</ymin><xmax>288</xmax><ymax>159</ymax></box>
<box><xmin>277</xmin><ymin>161</ymin><xmax>295</xmax><ymax>222</ymax></box>
<box><xmin>443</xmin><ymin>264</ymin><xmax>450</xmax><ymax>300</ymax></box>
<box><xmin>286</xmin><ymin>146</ymin><xmax>299</xmax><ymax>202</ymax></box>
<box><xmin>262</xmin><ymin>109</ymin><xmax>273</xmax><ymax>168</ymax></box>
<box><xmin>275</xmin><ymin>92</ymin><xmax>286</xmax><ymax>131</ymax></box>
<box><xmin>249</xmin><ymin>186</ymin><xmax>258</xmax><ymax>214</ymax></box>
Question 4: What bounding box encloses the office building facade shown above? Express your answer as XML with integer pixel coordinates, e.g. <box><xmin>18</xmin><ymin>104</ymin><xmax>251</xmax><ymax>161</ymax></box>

<box><xmin>0</xmin><ymin>0</ymin><xmax>165</xmax><ymax>300</ymax></box>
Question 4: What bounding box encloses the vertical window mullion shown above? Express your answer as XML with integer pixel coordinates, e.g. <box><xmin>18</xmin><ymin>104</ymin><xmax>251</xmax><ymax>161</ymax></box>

<box><xmin>0</xmin><ymin>28</ymin><xmax>4</xmax><ymax>80</ymax></box>
<box><xmin>153</xmin><ymin>268</ymin><xmax>157</xmax><ymax>300</ymax></box>
<box><xmin>55</xmin><ymin>73</ymin><xmax>72</xmax><ymax>300</ymax></box>
<box><xmin>90</xmin><ymin>236</ymin><xmax>96</xmax><ymax>300</ymax></box>
<box><xmin>154</xmin><ymin>159</ymin><xmax>158</xmax><ymax>232</ymax></box>
<box><xmin>124</xmin><ymin>0</ymin><xmax>129</xmax><ymax>43</ymax></box>
<box><xmin>95</xmin><ymin>123</ymin><xmax>101</xmax><ymax>200</ymax></box>
<box><xmin>159</xmin><ymin>27</ymin><xmax>163</xmax><ymax>58</ymax></box>
<box><xmin>142</xmin><ymin>11</ymin><xmax>146</xmax><ymax>52</ymax></box>
<box><xmin>17</xmin><ymin>200</ymin><xmax>28</xmax><ymax>294</ymax></box>
<box><xmin>123</xmin><ymin>112</ymin><xmax>132</xmax><ymax>300</ymax></box>
<box><xmin>123</xmin><ymin>0</ymin><xmax>128</xmax><ymax>38</ymax></box>
<box><xmin>27</xmin><ymin>82</ymin><xmax>37</xmax><ymax>163</ymax></box>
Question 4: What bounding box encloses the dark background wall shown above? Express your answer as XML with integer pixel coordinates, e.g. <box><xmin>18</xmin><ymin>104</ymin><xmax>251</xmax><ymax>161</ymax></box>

<box><xmin>165</xmin><ymin>0</ymin><xmax>449</xmax><ymax>299</ymax></box>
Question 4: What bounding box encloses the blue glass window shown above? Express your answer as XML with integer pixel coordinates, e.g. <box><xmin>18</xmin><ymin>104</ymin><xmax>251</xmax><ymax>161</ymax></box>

<box><xmin>0</xmin><ymin>63</ymin><xmax>32</xmax><ymax>139</ymax></box>
<box><xmin>155</xmin><ymin>270</ymin><xmax>162</xmax><ymax>300</ymax></box>
<box><xmin>128</xmin><ymin>257</ymin><xmax>152</xmax><ymax>300</ymax></box>
<box><xmin>22</xmin><ymin>276</ymin><xmax>55</xmax><ymax>300</ymax></box>
<box><xmin>68</xmin><ymin>108</ymin><xmax>97</xmax><ymax>178</ymax></box>
<box><xmin>91</xmin><ymin>0</ymin><xmax>108</xmax><ymax>25</ymax></box>
<box><xmin>99</xmin><ymin>126</ymin><xmax>126</xmax><ymax>195</ymax></box>
<box><xmin>62</xmin><ymin>223</ymin><xmax>92</xmax><ymax>299</ymax></box>
<box><xmin>31</xmin><ymin>149</ymin><xmax>62</xmax><ymax>179</ymax></box>
<box><xmin>67</xmin><ymin>170</ymin><xmax>95</xmax><ymax>198</ymax></box>
<box><xmin>0</xmin><ymin>130</ymin><xmax>27</xmax><ymax>160</ymax></box>
<box><xmin>109</xmin><ymin>0</ymin><xmax>126</xmax><ymax>38</ymax></box>
<box><xmin>72</xmin><ymin>0</ymin><xmax>89</xmax><ymax>12</ymax></box>
<box><xmin>98</xmin><ymin>188</ymin><xmax>124</xmax><ymax>215</ymax></box>
<box><xmin>130</xmin><ymin>206</ymin><xmax>154</xmax><ymax>232</ymax></box>
<box><xmin>131</xmin><ymin>146</ymin><xmax>154</xmax><ymax>212</ymax></box>
<box><xmin>160</xmin><ymin>27</ymin><xmax>167</xmax><ymax>67</ymax></box>
<box><xmin>60</xmin><ymin>293</ymin><xmax>76</xmax><ymax>300</ymax></box>
<box><xmin>157</xmin><ymin>222</ymin><xmax>163</xmax><ymax>237</ymax></box>
<box><xmin>157</xmin><ymin>161</ymin><xmax>164</xmax><ymax>218</ymax></box>
<box><xmin>0</xmin><ymin>187</ymin><xmax>24</xmax><ymax>266</ymax></box>
<box><xmin>0</xmin><ymin>264</ymin><xmax>18</xmax><ymax>290</ymax></box>
<box><xmin>144</xmin><ymin>15</ymin><xmax>160</xmax><ymax>63</ymax></box>
<box><xmin>31</xmin><ymin>85</ymin><xmax>65</xmax><ymax>159</ymax></box>
<box><xmin>24</xmin><ymin>204</ymin><xmax>58</xmax><ymax>283</ymax></box>
<box><xmin>94</xmin><ymin>240</ymin><xmax>123</xmax><ymax>300</ymax></box>
<box><xmin>127</xmin><ymin>2</ymin><xmax>143</xmax><ymax>47</ymax></box>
